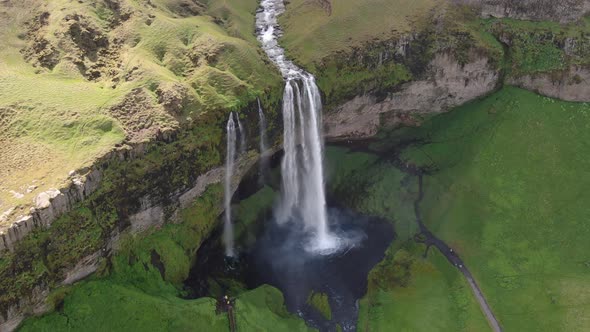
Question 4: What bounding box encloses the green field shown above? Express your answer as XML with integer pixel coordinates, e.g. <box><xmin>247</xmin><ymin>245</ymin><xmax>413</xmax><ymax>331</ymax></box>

<box><xmin>358</xmin><ymin>242</ymin><xmax>489</xmax><ymax>331</ymax></box>
<box><xmin>19</xmin><ymin>282</ymin><xmax>311</xmax><ymax>332</ymax></box>
<box><xmin>326</xmin><ymin>148</ymin><xmax>489</xmax><ymax>331</ymax></box>
<box><xmin>397</xmin><ymin>87</ymin><xmax>590</xmax><ymax>331</ymax></box>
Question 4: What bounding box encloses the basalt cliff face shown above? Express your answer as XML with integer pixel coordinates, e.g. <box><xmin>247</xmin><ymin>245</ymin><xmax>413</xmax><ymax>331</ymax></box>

<box><xmin>317</xmin><ymin>1</ymin><xmax>590</xmax><ymax>141</ymax></box>
<box><xmin>507</xmin><ymin>66</ymin><xmax>590</xmax><ymax>102</ymax></box>
<box><xmin>0</xmin><ymin>142</ymin><xmax>262</xmax><ymax>331</ymax></box>
<box><xmin>324</xmin><ymin>52</ymin><xmax>500</xmax><ymax>140</ymax></box>
<box><xmin>457</xmin><ymin>0</ymin><xmax>590</xmax><ymax>23</ymax></box>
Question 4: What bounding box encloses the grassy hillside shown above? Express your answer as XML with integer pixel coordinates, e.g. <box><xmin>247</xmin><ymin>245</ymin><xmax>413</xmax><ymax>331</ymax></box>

<box><xmin>18</xmin><ymin>281</ymin><xmax>311</xmax><ymax>332</ymax></box>
<box><xmin>358</xmin><ymin>242</ymin><xmax>489</xmax><ymax>331</ymax></box>
<box><xmin>389</xmin><ymin>86</ymin><xmax>590</xmax><ymax>331</ymax></box>
<box><xmin>279</xmin><ymin>0</ymin><xmax>438</xmax><ymax>67</ymax></box>
<box><xmin>0</xmin><ymin>0</ymin><xmax>281</xmax><ymax>228</ymax></box>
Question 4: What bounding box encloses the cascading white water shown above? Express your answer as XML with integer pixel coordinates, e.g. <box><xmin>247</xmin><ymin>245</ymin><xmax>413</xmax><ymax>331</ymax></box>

<box><xmin>258</xmin><ymin>98</ymin><xmax>268</xmax><ymax>156</ymax></box>
<box><xmin>258</xmin><ymin>98</ymin><xmax>269</xmax><ymax>183</ymax></box>
<box><xmin>236</xmin><ymin>115</ymin><xmax>247</xmax><ymax>155</ymax></box>
<box><xmin>224</xmin><ymin>112</ymin><xmax>237</xmax><ymax>257</ymax></box>
<box><xmin>256</xmin><ymin>0</ymin><xmax>337</xmax><ymax>253</ymax></box>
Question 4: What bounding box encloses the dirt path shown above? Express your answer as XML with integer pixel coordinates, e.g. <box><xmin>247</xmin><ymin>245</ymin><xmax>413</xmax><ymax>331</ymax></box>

<box><xmin>228</xmin><ymin>306</ymin><xmax>237</xmax><ymax>332</ymax></box>
<box><xmin>413</xmin><ymin>174</ymin><xmax>503</xmax><ymax>332</ymax></box>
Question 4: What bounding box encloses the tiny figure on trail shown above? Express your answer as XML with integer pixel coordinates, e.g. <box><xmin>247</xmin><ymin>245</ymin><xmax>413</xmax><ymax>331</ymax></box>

<box><xmin>216</xmin><ymin>295</ymin><xmax>236</xmax><ymax>314</ymax></box>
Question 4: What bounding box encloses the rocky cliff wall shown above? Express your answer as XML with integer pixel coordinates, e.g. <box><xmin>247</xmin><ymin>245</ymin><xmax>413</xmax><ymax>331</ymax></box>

<box><xmin>457</xmin><ymin>0</ymin><xmax>590</xmax><ymax>23</ymax></box>
<box><xmin>0</xmin><ymin>153</ymin><xmax>259</xmax><ymax>331</ymax></box>
<box><xmin>0</xmin><ymin>137</ymin><xmax>167</xmax><ymax>252</ymax></box>
<box><xmin>324</xmin><ymin>52</ymin><xmax>501</xmax><ymax>140</ymax></box>
<box><xmin>508</xmin><ymin>65</ymin><xmax>590</xmax><ymax>102</ymax></box>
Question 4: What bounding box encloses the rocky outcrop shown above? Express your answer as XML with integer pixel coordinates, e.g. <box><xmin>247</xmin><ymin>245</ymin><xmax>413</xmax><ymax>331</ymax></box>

<box><xmin>508</xmin><ymin>65</ymin><xmax>590</xmax><ymax>102</ymax></box>
<box><xmin>456</xmin><ymin>0</ymin><xmax>590</xmax><ymax>23</ymax></box>
<box><xmin>323</xmin><ymin>53</ymin><xmax>500</xmax><ymax>140</ymax></box>
<box><xmin>0</xmin><ymin>135</ymin><xmax>172</xmax><ymax>252</ymax></box>
<box><xmin>0</xmin><ymin>152</ymin><xmax>258</xmax><ymax>331</ymax></box>
<box><xmin>0</xmin><ymin>170</ymin><xmax>101</xmax><ymax>252</ymax></box>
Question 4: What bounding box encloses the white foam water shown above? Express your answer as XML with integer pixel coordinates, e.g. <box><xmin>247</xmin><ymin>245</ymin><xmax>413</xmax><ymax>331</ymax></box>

<box><xmin>257</xmin><ymin>98</ymin><xmax>269</xmax><ymax>183</ymax></box>
<box><xmin>236</xmin><ymin>115</ymin><xmax>247</xmax><ymax>155</ymax></box>
<box><xmin>256</xmin><ymin>0</ymin><xmax>340</xmax><ymax>254</ymax></box>
<box><xmin>223</xmin><ymin>112</ymin><xmax>237</xmax><ymax>257</ymax></box>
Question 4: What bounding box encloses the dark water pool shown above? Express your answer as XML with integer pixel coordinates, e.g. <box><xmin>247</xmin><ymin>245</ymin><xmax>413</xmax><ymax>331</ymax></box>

<box><xmin>185</xmin><ymin>207</ymin><xmax>394</xmax><ymax>331</ymax></box>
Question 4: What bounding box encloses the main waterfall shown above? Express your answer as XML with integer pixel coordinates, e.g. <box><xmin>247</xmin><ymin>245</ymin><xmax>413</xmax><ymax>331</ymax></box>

<box><xmin>224</xmin><ymin>113</ymin><xmax>237</xmax><ymax>257</ymax></box>
<box><xmin>256</xmin><ymin>0</ymin><xmax>337</xmax><ymax>253</ymax></box>
<box><xmin>257</xmin><ymin>98</ymin><xmax>269</xmax><ymax>184</ymax></box>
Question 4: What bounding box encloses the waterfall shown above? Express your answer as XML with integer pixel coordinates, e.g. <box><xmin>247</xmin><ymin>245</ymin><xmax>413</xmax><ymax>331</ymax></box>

<box><xmin>236</xmin><ymin>115</ymin><xmax>247</xmax><ymax>155</ymax></box>
<box><xmin>258</xmin><ymin>98</ymin><xmax>269</xmax><ymax>183</ymax></box>
<box><xmin>224</xmin><ymin>112</ymin><xmax>237</xmax><ymax>257</ymax></box>
<box><xmin>256</xmin><ymin>0</ymin><xmax>337</xmax><ymax>253</ymax></box>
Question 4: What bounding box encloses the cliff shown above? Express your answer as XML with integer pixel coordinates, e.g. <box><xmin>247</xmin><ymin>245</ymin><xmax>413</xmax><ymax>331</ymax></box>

<box><xmin>458</xmin><ymin>0</ymin><xmax>590</xmax><ymax>23</ymax></box>
<box><xmin>324</xmin><ymin>52</ymin><xmax>500</xmax><ymax>139</ymax></box>
<box><xmin>281</xmin><ymin>0</ymin><xmax>590</xmax><ymax>141</ymax></box>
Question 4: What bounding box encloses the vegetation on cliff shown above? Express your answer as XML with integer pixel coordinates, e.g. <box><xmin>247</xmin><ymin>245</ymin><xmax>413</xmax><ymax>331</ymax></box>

<box><xmin>485</xmin><ymin>17</ymin><xmax>590</xmax><ymax>76</ymax></box>
<box><xmin>17</xmin><ymin>184</ymin><xmax>311</xmax><ymax>331</ymax></box>
<box><xmin>280</xmin><ymin>1</ymin><xmax>589</xmax><ymax>110</ymax></box>
<box><xmin>279</xmin><ymin>1</ymin><xmax>506</xmax><ymax>109</ymax></box>
<box><xmin>306</xmin><ymin>291</ymin><xmax>332</xmax><ymax>321</ymax></box>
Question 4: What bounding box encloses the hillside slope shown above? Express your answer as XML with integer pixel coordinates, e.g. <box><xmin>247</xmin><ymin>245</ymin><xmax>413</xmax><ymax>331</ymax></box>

<box><xmin>0</xmin><ymin>0</ymin><xmax>281</xmax><ymax>233</ymax></box>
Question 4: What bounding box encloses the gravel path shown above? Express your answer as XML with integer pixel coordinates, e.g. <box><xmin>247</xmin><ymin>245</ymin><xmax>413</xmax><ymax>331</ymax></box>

<box><xmin>413</xmin><ymin>174</ymin><xmax>503</xmax><ymax>332</ymax></box>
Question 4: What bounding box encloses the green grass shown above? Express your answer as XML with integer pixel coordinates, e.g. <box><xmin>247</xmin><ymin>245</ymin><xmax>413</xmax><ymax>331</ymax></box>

<box><xmin>481</xmin><ymin>18</ymin><xmax>590</xmax><ymax>76</ymax></box>
<box><xmin>279</xmin><ymin>0</ymin><xmax>437</xmax><ymax>66</ymax></box>
<box><xmin>393</xmin><ymin>86</ymin><xmax>590</xmax><ymax>331</ymax></box>
<box><xmin>234</xmin><ymin>185</ymin><xmax>277</xmax><ymax>247</ymax></box>
<box><xmin>326</xmin><ymin>146</ymin><xmax>419</xmax><ymax>241</ymax></box>
<box><xmin>0</xmin><ymin>0</ymin><xmax>281</xmax><ymax>221</ymax></box>
<box><xmin>206</xmin><ymin>0</ymin><xmax>262</xmax><ymax>43</ymax></box>
<box><xmin>327</xmin><ymin>87</ymin><xmax>590</xmax><ymax>331</ymax></box>
<box><xmin>19</xmin><ymin>282</ymin><xmax>312</xmax><ymax>332</ymax></box>
<box><xmin>307</xmin><ymin>291</ymin><xmax>332</xmax><ymax>321</ymax></box>
<box><xmin>357</xmin><ymin>242</ymin><xmax>489</xmax><ymax>331</ymax></box>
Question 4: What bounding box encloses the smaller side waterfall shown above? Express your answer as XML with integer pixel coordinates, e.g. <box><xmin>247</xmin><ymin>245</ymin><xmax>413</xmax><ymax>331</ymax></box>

<box><xmin>236</xmin><ymin>115</ymin><xmax>247</xmax><ymax>155</ymax></box>
<box><xmin>258</xmin><ymin>98</ymin><xmax>269</xmax><ymax>183</ymax></box>
<box><xmin>224</xmin><ymin>112</ymin><xmax>237</xmax><ymax>257</ymax></box>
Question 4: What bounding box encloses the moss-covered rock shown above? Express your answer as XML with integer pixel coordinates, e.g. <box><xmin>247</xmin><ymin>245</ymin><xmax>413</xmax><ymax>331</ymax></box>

<box><xmin>306</xmin><ymin>291</ymin><xmax>332</xmax><ymax>321</ymax></box>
